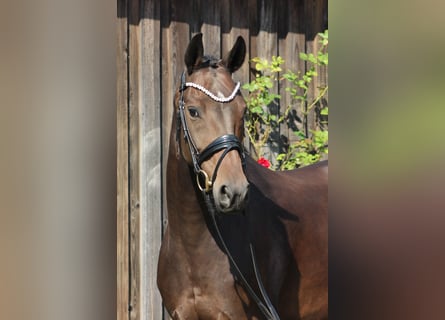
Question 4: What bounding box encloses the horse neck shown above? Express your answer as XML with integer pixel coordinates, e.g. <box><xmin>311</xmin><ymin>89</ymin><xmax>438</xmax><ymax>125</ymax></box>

<box><xmin>166</xmin><ymin>121</ymin><xmax>209</xmax><ymax>243</ymax></box>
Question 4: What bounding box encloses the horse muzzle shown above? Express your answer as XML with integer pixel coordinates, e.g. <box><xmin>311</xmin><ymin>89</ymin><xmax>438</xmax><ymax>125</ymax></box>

<box><xmin>214</xmin><ymin>180</ymin><xmax>249</xmax><ymax>214</ymax></box>
<box><xmin>210</xmin><ymin>149</ymin><xmax>249</xmax><ymax>214</ymax></box>
<box><xmin>194</xmin><ymin>134</ymin><xmax>248</xmax><ymax>214</ymax></box>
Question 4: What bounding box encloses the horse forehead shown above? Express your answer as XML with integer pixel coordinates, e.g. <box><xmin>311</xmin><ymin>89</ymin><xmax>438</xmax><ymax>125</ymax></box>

<box><xmin>190</xmin><ymin>68</ymin><xmax>235</xmax><ymax>94</ymax></box>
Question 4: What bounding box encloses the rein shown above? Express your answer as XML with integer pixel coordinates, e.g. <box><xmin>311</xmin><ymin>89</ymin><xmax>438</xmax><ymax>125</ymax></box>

<box><xmin>176</xmin><ymin>71</ymin><xmax>281</xmax><ymax>320</ymax></box>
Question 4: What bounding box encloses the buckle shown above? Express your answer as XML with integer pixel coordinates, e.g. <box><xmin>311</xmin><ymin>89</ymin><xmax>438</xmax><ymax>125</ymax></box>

<box><xmin>196</xmin><ymin>169</ymin><xmax>212</xmax><ymax>193</ymax></box>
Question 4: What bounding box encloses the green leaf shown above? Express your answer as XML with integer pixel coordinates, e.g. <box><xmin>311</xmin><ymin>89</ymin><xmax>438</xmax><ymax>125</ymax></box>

<box><xmin>265</xmin><ymin>81</ymin><xmax>273</xmax><ymax>89</ymax></box>
<box><xmin>295</xmin><ymin>131</ymin><xmax>306</xmax><ymax>139</ymax></box>
<box><xmin>251</xmin><ymin>106</ymin><xmax>263</xmax><ymax>114</ymax></box>
<box><xmin>318</xmin><ymin>52</ymin><xmax>328</xmax><ymax>65</ymax></box>
<box><xmin>308</xmin><ymin>54</ymin><xmax>317</xmax><ymax>64</ymax></box>
<box><xmin>297</xmin><ymin>80</ymin><xmax>308</xmax><ymax>90</ymax></box>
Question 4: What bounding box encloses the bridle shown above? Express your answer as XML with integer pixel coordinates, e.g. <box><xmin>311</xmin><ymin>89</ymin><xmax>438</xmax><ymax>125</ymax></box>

<box><xmin>176</xmin><ymin>71</ymin><xmax>246</xmax><ymax>193</ymax></box>
<box><xmin>175</xmin><ymin>71</ymin><xmax>281</xmax><ymax>320</ymax></box>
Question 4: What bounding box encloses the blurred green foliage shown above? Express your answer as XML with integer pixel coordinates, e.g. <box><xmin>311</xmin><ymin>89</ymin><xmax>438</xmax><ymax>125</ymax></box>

<box><xmin>243</xmin><ymin>30</ymin><xmax>329</xmax><ymax>170</ymax></box>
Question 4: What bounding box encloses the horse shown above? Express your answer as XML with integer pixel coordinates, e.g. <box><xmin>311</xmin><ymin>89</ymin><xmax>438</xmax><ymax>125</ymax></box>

<box><xmin>157</xmin><ymin>33</ymin><xmax>328</xmax><ymax>320</ymax></box>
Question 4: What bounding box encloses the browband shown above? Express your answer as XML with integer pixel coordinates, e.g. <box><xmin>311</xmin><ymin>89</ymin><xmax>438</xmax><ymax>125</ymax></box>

<box><xmin>184</xmin><ymin>81</ymin><xmax>241</xmax><ymax>103</ymax></box>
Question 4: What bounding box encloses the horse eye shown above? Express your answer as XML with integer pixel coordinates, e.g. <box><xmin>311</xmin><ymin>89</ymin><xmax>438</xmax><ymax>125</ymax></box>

<box><xmin>188</xmin><ymin>107</ymin><xmax>199</xmax><ymax>118</ymax></box>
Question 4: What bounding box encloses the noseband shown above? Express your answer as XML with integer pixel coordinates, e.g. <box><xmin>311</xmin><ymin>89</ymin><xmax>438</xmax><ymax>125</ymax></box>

<box><xmin>176</xmin><ymin>71</ymin><xmax>246</xmax><ymax>193</ymax></box>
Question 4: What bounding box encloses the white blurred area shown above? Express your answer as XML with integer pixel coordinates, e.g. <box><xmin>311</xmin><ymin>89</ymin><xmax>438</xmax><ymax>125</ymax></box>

<box><xmin>0</xmin><ymin>1</ymin><xmax>116</xmax><ymax>320</ymax></box>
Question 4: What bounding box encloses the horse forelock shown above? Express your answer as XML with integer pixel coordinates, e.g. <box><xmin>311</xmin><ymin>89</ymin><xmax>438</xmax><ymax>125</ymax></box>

<box><xmin>192</xmin><ymin>55</ymin><xmax>221</xmax><ymax>71</ymax></box>
<box><xmin>188</xmin><ymin>60</ymin><xmax>238</xmax><ymax>101</ymax></box>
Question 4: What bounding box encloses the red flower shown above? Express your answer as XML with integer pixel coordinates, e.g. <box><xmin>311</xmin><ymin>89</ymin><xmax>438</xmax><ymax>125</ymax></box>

<box><xmin>257</xmin><ymin>157</ymin><xmax>271</xmax><ymax>168</ymax></box>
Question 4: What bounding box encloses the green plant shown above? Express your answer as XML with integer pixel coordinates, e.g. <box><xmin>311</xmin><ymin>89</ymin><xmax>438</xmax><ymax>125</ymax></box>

<box><xmin>243</xmin><ymin>30</ymin><xmax>328</xmax><ymax>170</ymax></box>
<box><xmin>242</xmin><ymin>56</ymin><xmax>290</xmax><ymax>160</ymax></box>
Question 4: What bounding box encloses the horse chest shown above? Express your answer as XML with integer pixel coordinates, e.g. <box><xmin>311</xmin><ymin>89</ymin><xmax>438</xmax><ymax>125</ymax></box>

<box><xmin>159</xmin><ymin>236</ymin><xmax>258</xmax><ymax>319</ymax></box>
<box><xmin>169</xmin><ymin>268</ymin><xmax>251</xmax><ymax>319</ymax></box>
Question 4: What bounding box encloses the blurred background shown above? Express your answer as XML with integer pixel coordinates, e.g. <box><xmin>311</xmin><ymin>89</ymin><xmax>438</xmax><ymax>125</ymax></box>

<box><xmin>331</xmin><ymin>0</ymin><xmax>445</xmax><ymax>319</ymax></box>
<box><xmin>1</xmin><ymin>0</ymin><xmax>444</xmax><ymax>319</ymax></box>
<box><xmin>0</xmin><ymin>1</ymin><xmax>115</xmax><ymax>320</ymax></box>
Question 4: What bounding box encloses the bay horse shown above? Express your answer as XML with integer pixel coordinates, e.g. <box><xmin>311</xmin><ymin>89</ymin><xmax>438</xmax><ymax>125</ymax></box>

<box><xmin>157</xmin><ymin>33</ymin><xmax>328</xmax><ymax>320</ymax></box>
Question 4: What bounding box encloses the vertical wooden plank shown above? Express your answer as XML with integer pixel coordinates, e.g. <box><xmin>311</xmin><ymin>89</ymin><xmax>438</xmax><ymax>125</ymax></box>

<box><xmin>189</xmin><ymin>0</ymin><xmax>201</xmax><ymax>35</ymax></box>
<box><xmin>248</xmin><ymin>0</ymin><xmax>258</xmax><ymax>66</ymax></box>
<box><xmin>127</xmin><ymin>1</ymin><xmax>141</xmax><ymax>319</ymax></box>
<box><xmin>161</xmin><ymin>1</ymin><xmax>191</xmax><ymax>246</ymax></box>
<box><xmin>160</xmin><ymin>0</ymin><xmax>172</xmax><ymax>243</ymax></box>
<box><xmin>247</xmin><ymin>0</ymin><xmax>258</xmax><ymax>157</ymax></box>
<box><xmin>312</xmin><ymin>31</ymin><xmax>328</xmax><ymax>132</ymax></box>
<box><xmin>139</xmin><ymin>1</ymin><xmax>163</xmax><ymax>319</ymax></box>
<box><xmin>199</xmin><ymin>0</ymin><xmax>221</xmax><ymax>57</ymax></box>
<box><xmin>128</xmin><ymin>0</ymin><xmax>163</xmax><ymax>319</ymax></box>
<box><xmin>221</xmin><ymin>0</ymin><xmax>250</xmax><ymax>84</ymax></box>
<box><xmin>221</xmin><ymin>0</ymin><xmax>231</xmax><ymax>56</ymax></box>
<box><xmin>305</xmin><ymin>0</ymin><xmax>327</xmax><ymax>134</ymax></box>
<box><xmin>305</xmin><ymin>0</ymin><xmax>315</xmax><ymax>135</ymax></box>
<box><xmin>311</xmin><ymin>0</ymin><xmax>328</xmax><ymax>133</ymax></box>
<box><xmin>117</xmin><ymin>0</ymin><xmax>129</xmax><ymax>320</ymax></box>
<box><xmin>252</xmin><ymin>0</ymin><xmax>278</xmax><ymax>161</ymax></box>
<box><xmin>278</xmin><ymin>0</ymin><xmax>306</xmax><ymax>145</ymax></box>
<box><xmin>161</xmin><ymin>0</ymin><xmax>191</xmax><ymax>151</ymax></box>
<box><xmin>128</xmin><ymin>23</ymin><xmax>141</xmax><ymax>320</ymax></box>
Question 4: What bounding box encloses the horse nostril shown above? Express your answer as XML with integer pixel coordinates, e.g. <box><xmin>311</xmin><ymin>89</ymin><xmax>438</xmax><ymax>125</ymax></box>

<box><xmin>219</xmin><ymin>185</ymin><xmax>233</xmax><ymax>208</ymax></box>
<box><xmin>218</xmin><ymin>184</ymin><xmax>249</xmax><ymax>212</ymax></box>
<box><xmin>221</xmin><ymin>185</ymin><xmax>232</xmax><ymax>197</ymax></box>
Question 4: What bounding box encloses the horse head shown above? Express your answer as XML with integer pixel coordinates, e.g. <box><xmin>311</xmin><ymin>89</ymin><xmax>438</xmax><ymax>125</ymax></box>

<box><xmin>175</xmin><ymin>33</ymin><xmax>249</xmax><ymax>214</ymax></box>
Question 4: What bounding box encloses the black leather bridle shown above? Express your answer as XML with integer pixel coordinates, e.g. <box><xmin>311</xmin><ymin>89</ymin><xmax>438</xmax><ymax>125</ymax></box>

<box><xmin>175</xmin><ymin>71</ymin><xmax>280</xmax><ymax>320</ymax></box>
<box><xmin>176</xmin><ymin>71</ymin><xmax>246</xmax><ymax>193</ymax></box>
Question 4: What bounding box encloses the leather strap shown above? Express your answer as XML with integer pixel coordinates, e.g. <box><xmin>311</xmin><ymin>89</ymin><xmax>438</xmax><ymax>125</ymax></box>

<box><xmin>198</xmin><ymin>134</ymin><xmax>244</xmax><ymax>166</ymax></box>
<box><xmin>203</xmin><ymin>192</ymin><xmax>281</xmax><ymax>320</ymax></box>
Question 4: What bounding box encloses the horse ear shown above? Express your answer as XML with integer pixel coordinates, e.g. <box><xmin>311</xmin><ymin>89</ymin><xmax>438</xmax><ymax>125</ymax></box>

<box><xmin>222</xmin><ymin>36</ymin><xmax>246</xmax><ymax>73</ymax></box>
<box><xmin>184</xmin><ymin>33</ymin><xmax>204</xmax><ymax>75</ymax></box>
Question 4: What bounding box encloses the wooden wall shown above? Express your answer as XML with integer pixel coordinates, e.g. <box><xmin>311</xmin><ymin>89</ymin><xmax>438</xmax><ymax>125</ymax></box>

<box><xmin>117</xmin><ymin>0</ymin><xmax>327</xmax><ymax>319</ymax></box>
